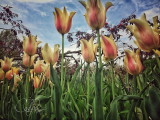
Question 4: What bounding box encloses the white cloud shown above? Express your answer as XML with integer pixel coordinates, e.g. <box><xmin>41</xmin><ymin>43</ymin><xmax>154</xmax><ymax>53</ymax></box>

<box><xmin>16</xmin><ymin>0</ymin><xmax>55</xmax><ymax>3</ymax></box>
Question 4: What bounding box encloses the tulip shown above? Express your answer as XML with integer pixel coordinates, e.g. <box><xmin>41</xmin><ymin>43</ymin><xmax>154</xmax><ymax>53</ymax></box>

<box><xmin>0</xmin><ymin>68</ymin><xmax>5</xmax><ymax>80</ymax></box>
<box><xmin>101</xmin><ymin>35</ymin><xmax>117</xmax><ymax>61</ymax></box>
<box><xmin>0</xmin><ymin>57</ymin><xmax>13</xmax><ymax>72</ymax></box>
<box><xmin>34</xmin><ymin>60</ymin><xmax>45</xmax><ymax>74</ymax></box>
<box><xmin>41</xmin><ymin>43</ymin><xmax>60</xmax><ymax>65</ymax></box>
<box><xmin>23</xmin><ymin>35</ymin><xmax>41</xmax><ymax>56</ymax></box>
<box><xmin>5</xmin><ymin>67</ymin><xmax>20</xmax><ymax>80</ymax></box>
<box><xmin>13</xmin><ymin>74</ymin><xmax>21</xmax><ymax>87</ymax></box>
<box><xmin>33</xmin><ymin>76</ymin><xmax>42</xmax><ymax>88</ymax></box>
<box><xmin>44</xmin><ymin>64</ymin><xmax>50</xmax><ymax>79</ymax></box>
<box><xmin>126</xmin><ymin>14</ymin><xmax>160</xmax><ymax>52</ymax></box>
<box><xmin>53</xmin><ymin>7</ymin><xmax>76</xmax><ymax>34</ymax></box>
<box><xmin>80</xmin><ymin>37</ymin><xmax>98</xmax><ymax>63</ymax></box>
<box><xmin>23</xmin><ymin>52</ymin><xmax>38</xmax><ymax>67</ymax></box>
<box><xmin>79</xmin><ymin>0</ymin><xmax>113</xmax><ymax>30</ymax></box>
<box><xmin>124</xmin><ymin>49</ymin><xmax>143</xmax><ymax>75</ymax></box>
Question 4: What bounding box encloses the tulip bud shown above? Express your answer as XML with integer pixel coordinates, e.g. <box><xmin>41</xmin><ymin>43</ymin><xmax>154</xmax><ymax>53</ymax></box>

<box><xmin>101</xmin><ymin>35</ymin><xmax>117</xmax><ymax>61</ymax></box>
<box><xmin>33</xmin><ymin>76</ymin><xmax>42</xmax><ymax>88</ymax></box>
<box><xmin>53</xmin><ymin>7</ymin><xmax>76</xmax><ymax>34</ymax></box>
<box><xmin>0</xmin><ymin>57</ymin><xmax>13</xmax><ymax>72</ymax></box>
<box><xmin>34</xmin><ymin>60</ymin><xmax>45</xmax><ymax>74</ymax></box>
<box><xmin>13</xmin><ymin>74</ymin><xmax>21</xmax><ymax>87</ymax></box>
<box><xmin>22</xmin><ymin>52</ymin><xmax>38</xmax><ymax>67</ymax></box>
<box><xmin>0</xmin><ymin>68</ymin><xmax>5</xmax><ymax>80</ymax></box>
<box><xmin>79</xmin><ymin>0</ymin><xmax>113</xmax><ymax>30</ymax></box>
<box><xmin>80</xmin><ymin>37</ymin><xmax>98</xmax><ymax>63</ymax></box>
<box><xmin>5</xmin><ymin>70</ymin><xmax>13</xmax><ymax>80</ymax></box>
<box><xmin>23</xmin><ymin>35</ymin><xmax>41</xmax><ymax>56</ymax></box>
<box><xmin>124</xmin><ymin>49</ymin><xmax>143</xmax><ymax>75</ymax></box>
<box><xmin>41</xmin><ymin>43</ymin><xmax>60</xmax><ymax>65</ymax></box>
<box><xmin>126</xmin><ymin>14</ymin><xmax>160</xmax><ymax>51</ymax></box>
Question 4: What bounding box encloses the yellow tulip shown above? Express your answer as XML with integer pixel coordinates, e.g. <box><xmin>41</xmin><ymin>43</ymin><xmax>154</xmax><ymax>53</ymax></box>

<box><xmin>13</xmin><ymin>74</ymin><xmax>21</xmax><ymax>87</ymax></box>
<box><xmin>80</xmin><ymin>37</ymin><xmax>98</xmax><ymax>63</ymax></box>
<box><xmin>79</xmin><ymin>0</ymin><xmax>113</xmax><ymax>30</ymax></box>
<box><xmin>34</xmin><ymin>60</ymin><xmax>45</xmax><ymax>74</ymax></box>
<box><xmin>23</xmin><ymin>35</ymin><xmax>41</xmax><ymax>56</ymax></box>
<box><xmin>126</xmin><ymin>14</ymin><xmax>160</xmax><ymax>52</ymax></box>
<box><xmin>22</xmin><ymin>52</ymin><xmax>38</xmax><ymax>67</ymax></box>
<box><xmin>0</xmin><ymin>57</ymin><xmax>13</xmax><ymax>72</ymax></box>
<box><xmin>101</xmin><ymin>35</ymin><xmax>117</xmax><ymax>61</ymax></box>
<box><xmin>41</xmin><ymin>43</ymin><xmax>60</xmax><ymax>65</ymax></box>
<box><xmin>33</xmin><ymin>76</ymin><xmax>42</xmax><ymax>88</ymax></box>
<box><xmin>44</xmin><ymin>64</ymin><xmax>50</xmax><ymax>79</ymax></box>
<box><xmin>53</xmin><ymin>7</ymin><xmax>76</xmax><ymax>34</ymax></box>
<box><xmin>5</xmin><ymin>67</ymin><xmax>20</xmax><ymax>80</ymax></box>
<box><xmin>124</xmin><ymin>49</ymin><xmax>143</xmax><ymax>75</ymax></box>
<box><xmin>0</xmin><ymin>68</ymin><xmax>5</xmax><ymax>80</ymax></box>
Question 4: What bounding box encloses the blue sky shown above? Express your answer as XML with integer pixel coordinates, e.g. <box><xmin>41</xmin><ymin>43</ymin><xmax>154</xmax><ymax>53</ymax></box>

<box><xmin>0</xmin><ymin>0</ymin><xmax>160</xmax><ymax>52</ymax></box>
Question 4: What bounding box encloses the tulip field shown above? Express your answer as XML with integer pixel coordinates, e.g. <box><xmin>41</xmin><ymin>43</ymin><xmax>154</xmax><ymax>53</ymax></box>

<box><xmin>0</xmin><ymin>0</ymin><xmax>160</xmax><ymax>120</ymax></box>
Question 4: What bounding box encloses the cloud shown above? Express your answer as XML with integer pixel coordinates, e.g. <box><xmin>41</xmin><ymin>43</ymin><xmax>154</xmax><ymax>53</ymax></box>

<box><xmin>16</xmin><ymin>0</ymin><xmax>55</xmax><ymax>3</ymax></box>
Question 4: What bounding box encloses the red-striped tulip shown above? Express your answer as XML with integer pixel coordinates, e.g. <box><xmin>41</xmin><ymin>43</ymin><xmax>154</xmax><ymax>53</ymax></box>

<box><xmin>79</xmin><ymin>0</ymin><xmax>113</xmax><ymax>30</ymax></box>
<box><xmin>126</xmin><ymin>14</ymin><xmax>160</xmax><ymax>52</ymax></box>
<box><xmin>23</xmin><ymin>35</ymin><xmax>41</xmax><ymax>56</ymax></box>
<box><xmin>0</xmin><ymin>68</ymin><xmax>5</xmax><ymax>80</ymax></box>
<box><xmin>124</xmin><ymin>49</ymin><xmax>143</xmax><ymax>75</ymax></box>
<box><xmin>0</xmin><ymin>57</ymin><xmax>13</xmax><ymax>72</ymax></box>
<box><xmin>41</xmin><ymin>43</ymin><xmax>60</xmax><ymax>65</ymax></box>
<box><xmin>34</xmin><ymin>60</ymin><xmax>45</xmax><ymax>74</ymax></box>
<box><xmin>101</xmin><ymin>35</ymin><xmax>117</xmax><ymax>61</ymax></box>
<box><xmin>53</xmin><ymin>7</ymin><xmax>76</xmax><ymax>34</ymax></box>
<box><xmin>22</xmin><ymin>52</ymin><xmax>38</xmax><ymax>67</ymax></box>
<box><xmin>80</xmin><ymin>37</ymin><xmax>98</xmax><ymax>63</ymax></box>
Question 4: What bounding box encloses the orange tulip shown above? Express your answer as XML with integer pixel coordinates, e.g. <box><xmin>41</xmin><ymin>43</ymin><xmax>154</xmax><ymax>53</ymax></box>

<box><xmin>5</xmin><ymin>67</ymin><xmax>20</xmax><ymax>80</ymax></box>
<box><xmin>124</xmin><ymin>49</ymin><xmax>143</xmax><ymax>75</ymax></box>
<box><xmin>79</xmin><ymin>0</ymin><xmax>113</xmax><ymax>30</ymax></box>
<box><xmin>101</xmin><ymin>35</ymin><xmax>117</xmax><ymax>61</ymax></box>
<box><xmin>23</xmin><ymin>35</ymin><xmax>41</xmax><ymax>56</ymax></box>
<box><xmin>53</xmin><ymin>7</ymin><xmax>76</xmax><ymax>34</ymax></box>
<box><xmin>41</xmin><ymin>43</ymin><xmax>60</xmax><ymax>65</ymax></box>
<box><xmin>33</xmin><ymin>76</ymin><xmax>42</xmax><ymax>88</ymax></box>
<box><xmin>126</xmin><ymin>14</ymin><xmax>160</xmax><ymax>52</ymax></box>
<box><xmin>22</xmin><ymin>52</ymin><xmax>38</xmax><ymax>67</ymax></box>
<box><xmin>34</xmin><ymin>60</ymin><xmax>45</xmax><ymax>74</ymax></box>
<box><xmin>0</xmin><ymin>68</ymin><xmax>5</xmax><ymax>80</ymax></box>
<box><xmin>80</xmin><ymin>37</ymin><xmax>98</xmax><ymax>63</ymax></box>
<box><xmin>0</xmin><ymin>57</ymin><xmax>13</xmax><ymax>72</ymax></box>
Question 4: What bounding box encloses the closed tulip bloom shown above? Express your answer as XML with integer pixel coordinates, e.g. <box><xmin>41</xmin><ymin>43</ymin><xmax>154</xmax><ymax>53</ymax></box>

<box><xmin>33</xmin><ymin>76</ymin><xmax>42</xmax><ymax>88</ymax></box>
<box><xmin>0</xmin><ymin>57</ymin><xmax>13</xmax><ymax>72</ymax></box>
<box><xmin>0</xmin><ymin>68</ymin><xmax>5</xmax><ymax>80</ymax></box>
<box><xmin>124</xmin><ymin>49</ymin><xmax>143</xmax><ymax>75</ymax></box>
<box><xmin>53</xmin><ymin>7</ymin><xmax>76</xmax><ymax>34</ymax></box>
<box><xmin>41</xmin><ymin>43</ymin><xmax>60</xmax><ymax>65</ymax></box>
<box><xmin>23</xmin><ymin>52</ymin><xmax>38</xmax><ymax>67</ymax></box>
<box><xmin>5</xmin><ymin>67</ymin><xmax>20</xmax><ymax>80</ymax></box>
<box><xmin>126</xmin><ymin>14</ymin><xmax>160</xmax><ymax>52</ymax></box>
<box><xmin>23</xmin><ymin>35</ymin><xmax>41</xmax><ymax>56</ymax></box>
<box><xmin>44</xmin><ymin>64</ymin><xmax>50</xmax><ymax>79</ymax></box>
<box><xmin>101</xmin><ymin>35</ymin><xmax>117</xmax><ymax>61</ymax></box>
<box><xmin>80</xmin><ymin>37</ymin><xmax>98</xmax><ymax>63</ymax></box>
<box><xmin>79</xmin><ymin>0</ymin><xmax>113</xmax><ymax>30</ymax></box>
<box><xmin>34</xmin><ymin>60</ymin><xmax>45</xmax><ymax>74</ymax></box>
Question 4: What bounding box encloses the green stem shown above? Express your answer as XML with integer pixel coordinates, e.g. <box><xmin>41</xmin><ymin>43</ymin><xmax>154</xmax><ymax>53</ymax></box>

<box><xmin>87</xmin><ymin>63</ymin><xmax>90</xmax><ymax>113</ymax></box>
<box><xmin>61</xmin><ymin>34</ymin><xmax>64</xmax><ymax>91</ymax></box>
<box><xmin>133</xmin><ymin>76</ymin><xmax>137</xmax><ymax>94</ymax></box>
<box><xmin>111</xmin><ymin>61</ymin><xmax>115</xmax><ymax>100</ymax></box>
<box><xmin>137</xmin><ymin>76</ymin><xmax>142</xmax><ymax>92</ymax></box>
<box><xmin>96</xmin><ymin>29</ymin><xmax>102</xmax><ymax>68</ymax></box>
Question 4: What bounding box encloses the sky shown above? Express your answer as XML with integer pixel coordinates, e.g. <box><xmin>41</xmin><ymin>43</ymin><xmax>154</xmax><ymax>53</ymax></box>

<box><xmin>0</xmin><ymin>0</ymin><xmax>160</xmax><ymax>54</ymax></box>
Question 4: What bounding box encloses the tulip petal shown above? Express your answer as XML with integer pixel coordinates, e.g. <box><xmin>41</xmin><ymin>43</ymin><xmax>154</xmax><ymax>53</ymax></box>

<box><xmin>105</xmin><ymin>2</ymin><xmax>113</xmax><ymax>11</ymax></box>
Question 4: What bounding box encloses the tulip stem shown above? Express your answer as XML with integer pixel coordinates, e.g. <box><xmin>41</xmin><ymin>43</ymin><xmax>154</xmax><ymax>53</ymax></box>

<box><xmin>111</xmin><ymin>61</ymin><xmax>115</xmax><ymax>100</ymax></box>
<box><xmin>96</xmin><ymin>29</ymin><xmax>102</xmax><ymax>68</ymax></box>
<box><xmin>61</xmin><ymin>34</ymin><xmax>64</xmax><ymax>90</ymax></box>
<box><xmin>86</xmin><ymin>63</ymin><xmax>90</xmax><ymax>113</ymax></box>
